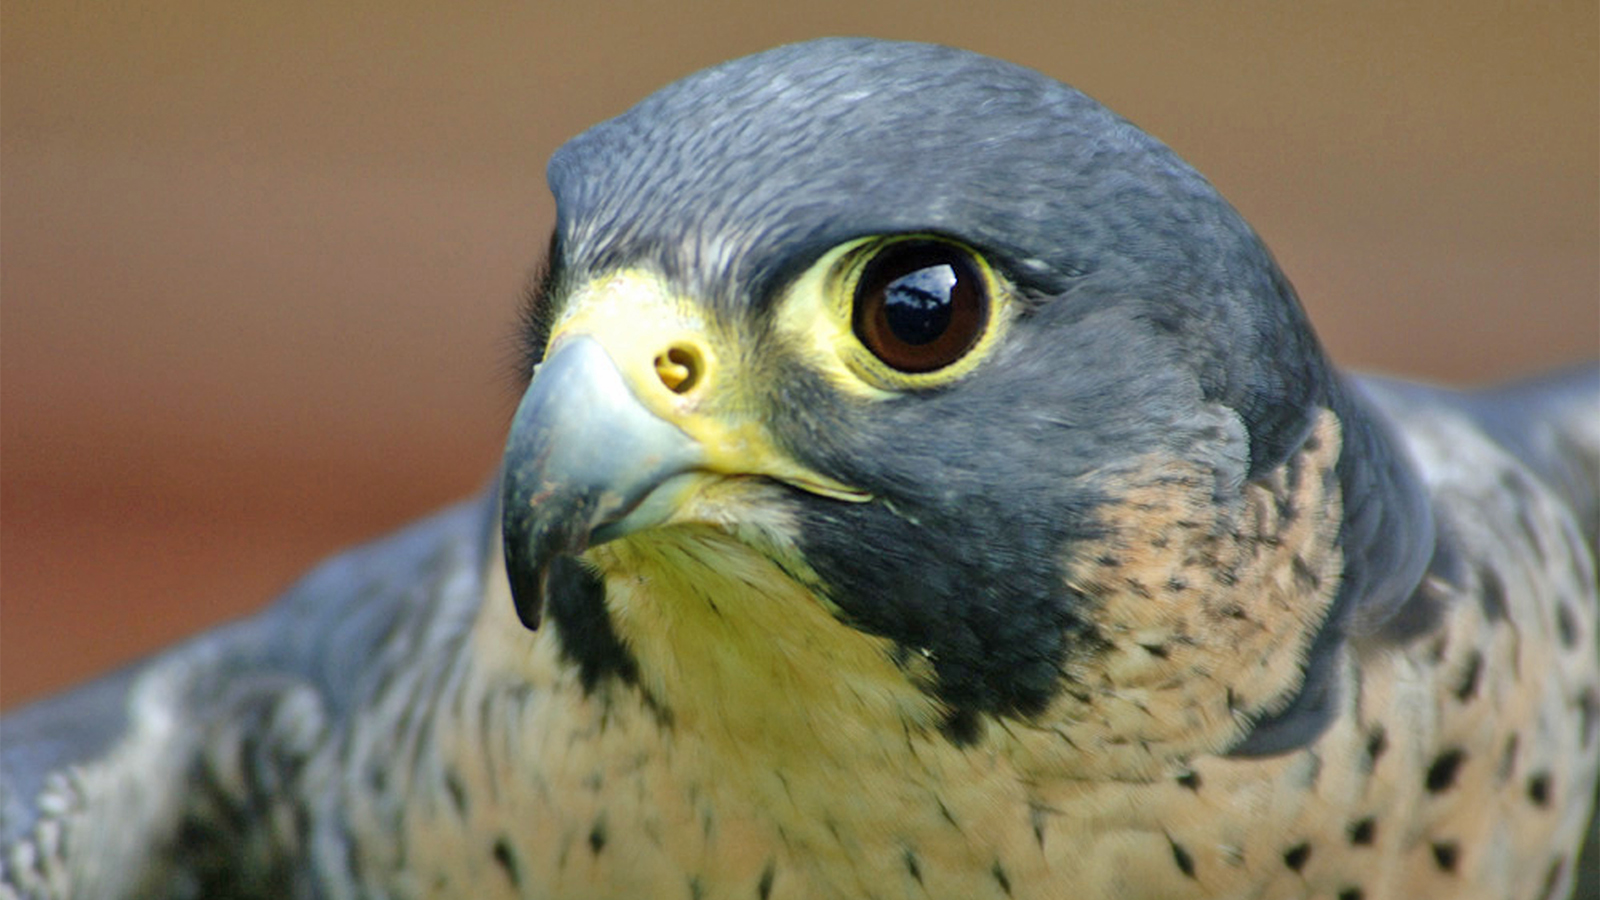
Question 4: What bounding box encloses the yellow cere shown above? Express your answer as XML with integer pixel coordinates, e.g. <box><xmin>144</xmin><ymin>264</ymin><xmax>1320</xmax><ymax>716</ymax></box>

<box><xmin>546</xmin><ymin>268</ymin><xmax>871</xmax><ymax>504</ymax></box>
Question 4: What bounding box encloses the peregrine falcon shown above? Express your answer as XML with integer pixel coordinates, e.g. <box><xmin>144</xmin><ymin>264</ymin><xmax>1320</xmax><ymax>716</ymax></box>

<box><xmin>3</xmin><ymin>37</ymin><xmax>1597</xmax><ymax>900</ymax></box>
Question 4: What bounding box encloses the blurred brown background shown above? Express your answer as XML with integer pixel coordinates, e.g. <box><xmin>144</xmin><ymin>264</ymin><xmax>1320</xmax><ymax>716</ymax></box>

<box><xmin>2</xmin><ymin>3</ymin><xmax>1596</xmax><ymax>709</ymax></box>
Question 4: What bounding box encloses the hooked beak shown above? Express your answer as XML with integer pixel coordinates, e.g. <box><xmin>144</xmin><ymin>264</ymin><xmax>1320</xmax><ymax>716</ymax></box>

<box><xmin>499</xmin><ymin>271</ymin><xmax>873</xmax><ymax>631</ymax></box>
<box><xmin>499</xmin><ymin>336</ymin><xmax>705</xmax><ymax>629</ymax></box>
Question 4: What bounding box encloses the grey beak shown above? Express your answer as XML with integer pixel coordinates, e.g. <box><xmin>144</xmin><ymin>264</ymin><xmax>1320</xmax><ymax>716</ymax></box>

<box><xmin>499</xmin><ymin>336</ymin><xmax>704</xmax><ymax>629</ymax></box>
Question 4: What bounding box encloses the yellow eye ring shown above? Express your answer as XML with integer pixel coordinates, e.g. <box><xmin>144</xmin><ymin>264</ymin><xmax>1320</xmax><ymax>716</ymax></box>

<box><xmin>835</xmin><ymin>236</ymin><xmax>1008</xmax><ymax>390</ymax></box>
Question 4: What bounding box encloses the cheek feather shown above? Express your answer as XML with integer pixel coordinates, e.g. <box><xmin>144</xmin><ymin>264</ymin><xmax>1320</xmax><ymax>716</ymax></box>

<box><xmin>1004</xmin><ymin>408</ymin><xmax>1345</xmax><ymax>780</ymax></box>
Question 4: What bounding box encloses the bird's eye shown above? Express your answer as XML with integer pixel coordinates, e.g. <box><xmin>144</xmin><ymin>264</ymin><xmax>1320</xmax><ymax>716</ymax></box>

<box><xmin>851</xmin><ymin>241</ymin><xmax>988</xmax><ymax>373</ymax></box>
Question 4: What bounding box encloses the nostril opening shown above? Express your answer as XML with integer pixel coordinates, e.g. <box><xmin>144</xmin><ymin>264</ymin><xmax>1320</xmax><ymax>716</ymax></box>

<box><xmin>653</xmin><ymin>344</ymin><xmax>702</xmax><ymax>394</ymax></box>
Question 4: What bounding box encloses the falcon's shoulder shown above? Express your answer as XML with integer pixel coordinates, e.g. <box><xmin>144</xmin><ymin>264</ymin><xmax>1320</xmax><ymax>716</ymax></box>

<box><xmin>1349</xmin><ymin>366</ymin><xmax>1599</xmax><ymax>650</ymax></box>
<box><xmin>1</xmin><ymin>497</ymin><xmax>495</xmax><ymax>898</ymax></box>
<box><xmin>1352</xmin><ymin>368</ymin><xmax>1599</xmax><ymax>897</ymax></box>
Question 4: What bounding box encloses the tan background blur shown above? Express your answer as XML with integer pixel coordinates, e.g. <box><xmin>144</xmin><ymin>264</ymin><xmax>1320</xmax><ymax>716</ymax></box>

<box><xmin>2</xmin><ymin>3</ymin><xmax>1596</xmax><ymax>708</ymax></box>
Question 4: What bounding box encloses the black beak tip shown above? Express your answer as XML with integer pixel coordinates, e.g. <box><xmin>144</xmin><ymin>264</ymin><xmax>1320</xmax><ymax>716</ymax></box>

<box><xmin>501</xmin><ymin>494</ymin><xmax>592</xmax><ymax>632</ymax></box>
<box><xmin>506</xmin><ymin>553</ymin><xmax>546</xmax><ymax>631</ymax></box>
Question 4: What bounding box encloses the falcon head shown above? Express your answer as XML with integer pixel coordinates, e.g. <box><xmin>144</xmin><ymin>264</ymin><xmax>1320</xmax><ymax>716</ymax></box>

<box><xmin>498</xmin><ymin>38</ymin><xmax>1433</xmax><ymax>771</ymax></box>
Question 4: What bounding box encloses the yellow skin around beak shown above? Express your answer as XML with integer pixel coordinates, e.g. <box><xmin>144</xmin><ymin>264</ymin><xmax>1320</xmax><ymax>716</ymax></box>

<box><xmin>548</xmin><ymin>269</ymin><xmax>870</xmax><ymax>507</ymax></box>
<box><xmin>498</xmin><ymin>269</ymin><xmax>868</xmax><ymax>628</ymax></box>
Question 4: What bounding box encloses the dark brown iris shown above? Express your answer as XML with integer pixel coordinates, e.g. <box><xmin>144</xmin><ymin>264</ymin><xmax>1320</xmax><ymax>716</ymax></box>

<box><xmin>852</xmin><ymin>241</ymin><xmax>988</xmax><ymax>373</ymax></box>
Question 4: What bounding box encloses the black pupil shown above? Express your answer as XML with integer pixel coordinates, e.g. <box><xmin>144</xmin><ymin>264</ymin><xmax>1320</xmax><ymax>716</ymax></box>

<box><xmin>882</xmin><ymin>265</ymin><xmax>956</xmax><ymax>345</ymax></box>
